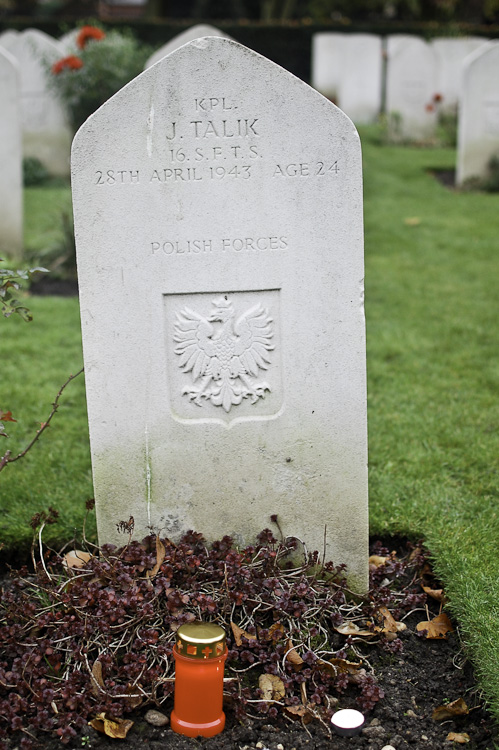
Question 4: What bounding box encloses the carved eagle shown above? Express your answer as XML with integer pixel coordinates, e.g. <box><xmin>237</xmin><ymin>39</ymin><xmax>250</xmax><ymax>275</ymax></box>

<box><xmin>173</xmin><ymin>296</ymin><xmax>275</xmax><ymax>413</ymax></box>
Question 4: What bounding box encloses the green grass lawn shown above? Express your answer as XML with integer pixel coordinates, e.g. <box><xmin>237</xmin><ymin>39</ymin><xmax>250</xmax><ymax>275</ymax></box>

<box><xmin>1</xmin><ymin>130</ymin><xmax>499</xmax><ymax>720</ymax></box>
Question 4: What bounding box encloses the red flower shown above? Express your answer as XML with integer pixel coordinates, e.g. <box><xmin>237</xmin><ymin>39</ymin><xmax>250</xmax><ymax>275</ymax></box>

<box><xmin>433</xmin><ymin>92</ymin><xmax>443</xmax><ymax>103</ymax></box>
<box><xmin>76</xmin><ymin>25</ymin><xmax>105</xmax><ymax>49</ymax></box>
<box><xmin>425</xmin><ymin>103</ymin><xmax>435</xmax><ymax>113</ymax></box>
<box><xmin>52</xmin><ymin>55</ymin><xmax>83</xmax><ymax>74</ymax></box>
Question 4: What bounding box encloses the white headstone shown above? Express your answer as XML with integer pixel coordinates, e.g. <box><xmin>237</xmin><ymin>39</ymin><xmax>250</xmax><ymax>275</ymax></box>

<box><xmin>0</xmin><ymin>47</ymin><xmax>23</xmax><ymax>260</ymax></box>
<box><xmin>336</xmin><ymin>34</ymin><xmax>382</xmax><ymax>124</ymax></box>
<box><xmin>386</xmin><ymin>35</ymin><xmax>438</xmax><ymax>141</ymax></box>
<box><xmin>0</xmin><ymin>29</ymin><xmax>72</xmax><ymax>176</ymax></box>
<box><xmin>145</xmin><ymin>25</ymin><xmax>232</xmax><ymax>69</ymax></box>
<box><xmin>457</xmin><ymin>41</ymin><xmax>499</xmax><ymax>185</ymax></box>
<box><xmin>431</xmin><ymin>37</ymin><xmax>488</xmax><ymax>114</ymax></box>
<box><xmin>72</xmin><ymin>37</ymin><xmax>368</xmax><ymax>589</ymax></box>
<box><xmin>311</xmin><ymin>32</ymin><xmax>346</xmax><ymax>102</ymax></box>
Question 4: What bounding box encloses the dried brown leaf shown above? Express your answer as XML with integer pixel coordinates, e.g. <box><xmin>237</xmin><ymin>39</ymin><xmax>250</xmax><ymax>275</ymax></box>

<box><xmin>404</xmin><ymin>216</ymin><xmax>421</xmax><ymax>226</ymax></box>
<box><xmin>300</xmin><ymin>681</ymin><xmax>307</xmax><ymax>705</ymax></box>
<box><xmin>432</xmin><ymin>698</ymin><xmax>469</xmax><ymax>721</ymax></box>
<box><xmin>368</xmin><ymin>555</ymin><xmax>388</xmax><ymax>567</ymax></box>
<box><xmin>417</xmin><ymin>613</ymin><xmax>454</xmax><ymax>639</ymax></box>
<box><xmin>446</xmin><ymin>732</ymin><xmax>470</xmax><ymax>744</ymax></box>
<box><xmin>422</xmin><ymin>585</ymin><xmax>446</xmax><ymax>603</ymax></box>
<box><xmin>259</xmin><ymin>673</ymin><xmax>285</xmax><ymax>701</ymax></box>
<box><xmin>90</xmin><ymin>660</ymin><xmax>105</xmax><ymax>697</ymax></box>
<box><xmin>63</xmin><ymin>550</ymin><xmax>93</xmax><ymax>570</ymax></box>
<box><xmin>125</xmin><ymin>683</ymin><xmax>143</xmax><ymax>709</ymax></box>
<box><xmin>286</xmin><ymin>639</ymin><xmax>304</xmax><ymax>669</ymax></box>
<box><xmin>146</xmin><ymin>537</ymin><xmax>166</xmax><ymax>579</ymax></box>
<box><xmin>231</xmin><ymin>621</ymin><xmax>257</xmax><ymax>647</ymax></box>
<box><xmin>335</xmin><ymin>621</ymin><xmax>374</xmax><ymax>637</ymax></box>
<box><xmin>317</xmin><ymin>657</ymin><xmax>363</xmax><ymax>676</ymax></box>
<box><xmin>268</xmin><ymin>622</ymin><xmax>285</xmax><ymax>641</ymax></box>
<box><xmin>89</xmin><ymin>713</ymin><xmax>134</xmax><ymax>739</ymax></box>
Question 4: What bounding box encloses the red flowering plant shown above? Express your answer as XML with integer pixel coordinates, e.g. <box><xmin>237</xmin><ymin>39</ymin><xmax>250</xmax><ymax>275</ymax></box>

<box><xmin>46</xmin><ymin>26</ymin><xmax>151</xmax><ymax>130</ymax></box>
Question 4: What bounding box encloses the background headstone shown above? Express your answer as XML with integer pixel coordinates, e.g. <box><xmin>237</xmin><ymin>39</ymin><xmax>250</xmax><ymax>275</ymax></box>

<box><xmin>431</xmin><ymin>37</ymin><xmax>488</xmax><ymax>114</ymax></box>
<box><xmin>0</xmin><ymin>29</ymin><xmax>72</xmax><ymax>177</ymax></box>
<box><xmin>311</xmin><ymin>32</ymin><xmax>346</xmax><ymax>102</ymax></box>
<box><xmin>145</xmin><ymin>25</ymin><xmax>232</xmax><ymax>69</ymax></box>
<box><xmin>457</xmin><ymin>41</ymin><xmax>499</xmax><ymax>185</ymax></box>
<box><xmin>0</xmin><ymin>47</ymin><xmax>23</xmax><ymax>260</ymax></box>
<box><xmin>73</xmin><ymin>37</ymin><xmax>368</xmax><ymax>589</ymax></box>
<box><xmin>386</xmin><ymin>35</ymin><xmax>438</xmax><ymax>141</ymax></box>
<box><xmin>336</xmin><ymin>34</ymin><xmax>382</xmax><ymax>124</ymax></box>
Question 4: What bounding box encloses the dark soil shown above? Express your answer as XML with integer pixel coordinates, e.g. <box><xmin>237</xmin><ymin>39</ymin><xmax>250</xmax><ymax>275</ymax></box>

<box><xmin>428</xmin><ymin>168</ymin><xmax>456</xmax><ymax>190</ymax></box>
<box><xmin>2</xmin><ymin>539</ymin><xmax>497</xmax><ymax>750</ymax></box>
<box><xmin>71</xmin><ymin>622</ymin><xmax>495</xmax><ymax>750</ymax></box>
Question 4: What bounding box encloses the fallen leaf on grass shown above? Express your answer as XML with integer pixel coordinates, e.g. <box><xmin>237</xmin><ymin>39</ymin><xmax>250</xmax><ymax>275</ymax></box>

<box><xmin>231</xmin><ymin>621</ymin><xmax>257</xmax><ymax>646</ymax></box>
<box><xmin>446</xmin><ymin>732</ymin><xmax>470</xmax><ymax>744</ymax></box>
<box><xmin>417</xmin><ymin>612</ymin><xmax>454</xmax><ymax>639</ymax></box>
<box><xmin>89</xmin><ymin>713</ymin><xmax>134</xmax><ymax>738</ymax></box>
<box><xmin>259</xmin><ymin>673</ymin><xmax>285</xmax><ymax>701</ymax></box>
<box><xmin>146</xmin><ymin>537</ymin><xmax>166</xmax><ymax>579</ymax></box>
<box><xmin>432</xmin><ymin>697</ymin><xmax>469</xmax><ymax>721</ymax></box>
<box><xmin>404</xmin><ymin>216</ymin><xmax>421</xmax><ymax>226</ymax></box>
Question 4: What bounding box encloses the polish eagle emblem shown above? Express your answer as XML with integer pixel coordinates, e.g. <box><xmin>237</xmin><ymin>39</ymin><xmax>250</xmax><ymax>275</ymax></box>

<box><xmin>173</xmin><ymin>296</ymin><xmax>275</xmax><ymax>413</ymax></box>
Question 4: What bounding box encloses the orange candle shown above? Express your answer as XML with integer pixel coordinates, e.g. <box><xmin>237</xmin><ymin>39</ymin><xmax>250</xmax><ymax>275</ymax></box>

<box><xmin>171</xmin><ymin>622</ymin><xmax>227</xmax><ymax>738</ymax></box>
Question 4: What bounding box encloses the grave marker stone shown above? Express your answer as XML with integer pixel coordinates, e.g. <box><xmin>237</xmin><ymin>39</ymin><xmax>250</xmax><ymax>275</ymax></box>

<box><xmin>336</xmin><ymin>34</ymin><xmax>382</xmax><ymax>124</ymax></box>
<box><xmin>72</xmin><ymin>37</ymin><xmax>369</xmax><ymax>589</ymax></box>
<box><xmin>311</xmin><ymin>32</ymin><xmax>346</xmax><ymax>102</ymax></box>
<box><xmin>457</xmin><ymin>41</ymin><xmax>499</xmax><ymax>185</ymax></box>
<box><xmin>386</xmin><ymin>35</ymin><xmax>438</xmax><ymax>141</ymax></box>
<box><xmin>145</xmin><ymin>25</ymin><xmax>232</xmax><ymax>69</ymax></box>
<box><xmin>0</xmin><ymin>47</ymin><xmax>22</xmax><ymax>259</ymax></box>
<box><xmin>431</xmin><ymin>37</ymin><xmax>487</xmax><ymax>114</ymax></box>
<box><xmin>0</xmin><ymin>29</ymin><xmax>72</xmax><ymax>176</ymax></box>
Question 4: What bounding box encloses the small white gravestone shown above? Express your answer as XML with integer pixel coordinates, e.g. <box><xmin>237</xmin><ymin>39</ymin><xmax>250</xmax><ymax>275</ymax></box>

<box><xmin>311</xmin><ymin>32</ymin><xmax>346</xmax><ymax>102</ymax></box>
<box><xmin>336</xmin><ymin>34</ymin><xmax>383</xmax><ymax>124</ymax></box>
<box><xmin>386</xmin><ymin>35</ymin><xmax>438</xmax><ymax>141</ymax></box>
<box><xmin>145</xmin><ymin>25</ymin><xmax>232</xmax><ymax>69</ymax></box>
<box><xmin>0</xmin><ymin>29</ymin><xmax>72</xmax><ymax>176</ymax></box>
<box><xmin>0</xmin><ymin>47</ymin><xmax>23</xmax><ymax>260</ymax></box>
<box><xmin>431</xmin><ymin>37</ymin><xmax>487</xmax><ymax>114</ymax></box>
<box><xmin>457</xmin><ymin>41</ymin><xmax>499</xmax><ymax>185</ymax></box>
<box><xmin>73</xmin><ymin>38</ymin><xmax>368</xmax><ymax>589</ymax></box>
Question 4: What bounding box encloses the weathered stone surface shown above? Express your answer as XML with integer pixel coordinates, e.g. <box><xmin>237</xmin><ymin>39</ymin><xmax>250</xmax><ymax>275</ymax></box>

<box><xmin>0</xmin><ymin>29</ymin><xmax>72</xmax><ymax>176</ymax></box>
<box><xmin>0</xmin><ymin>46</ymin><xmax>22</xmax><ymax>259</ymax></box>
<box><xmin>386</xmin><ymin>35</ymin><xmax>438</xmax><ymax>141</ymax></box>
<box><xmin>72</xmin><ymin>38</ymin><xmax>368</xmax><ymax>589</ymax></box>
<box><xmin>457</xmin><ymin>41</ymin><xmax>499</xmax><ymax>185</ymax></box>
<box><xmin>145</xmin><ymin>25</ymin><xmax>232</xmax><ymax>69</ymax></box>
<box><xmin>430</xmin><ymin>37</ymin><xmax>487</xmax><ymax>114</ymax></box>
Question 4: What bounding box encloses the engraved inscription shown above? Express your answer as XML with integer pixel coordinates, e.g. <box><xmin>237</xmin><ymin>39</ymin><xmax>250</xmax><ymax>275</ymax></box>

<box><xmin>173</xmin><ymin>296</ymin><xmax>274</xmax><ymax>413</ymax></box>
<box><xmin>151</xmin><ymin>236</ymin><xmax>288</xmax><ymax>255</ymax></box>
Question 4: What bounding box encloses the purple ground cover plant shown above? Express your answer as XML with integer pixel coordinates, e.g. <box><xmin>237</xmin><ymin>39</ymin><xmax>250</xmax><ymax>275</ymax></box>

<box><xmin>0</xmin><ymin>508</ymin><xmax>427</xmax><ymax>748</ymax></box>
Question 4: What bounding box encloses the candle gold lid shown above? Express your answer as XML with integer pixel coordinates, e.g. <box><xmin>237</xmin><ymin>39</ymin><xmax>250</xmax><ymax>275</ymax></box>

<box><xmin>175</xmin><ymin>622</ymin><xmax>226</xmax><ymax>659</ymax></box>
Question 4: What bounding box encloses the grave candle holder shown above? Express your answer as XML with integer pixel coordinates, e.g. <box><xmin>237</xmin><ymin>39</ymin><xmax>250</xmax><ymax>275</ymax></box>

<box><xmin>171</xmin><ymin>621</ymin><xmax>227</xmax><ymax>738</ymax></box>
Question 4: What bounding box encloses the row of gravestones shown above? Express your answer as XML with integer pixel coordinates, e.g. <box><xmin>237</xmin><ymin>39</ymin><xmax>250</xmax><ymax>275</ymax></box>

<box><xmin>312</xmin><ymin>33</ymin><xmax>499</xmax><ymax>185</ymax></box>
<box><xmin>1</xmin><ymin>27</ymin><xmax>498</xmax><ymax>254</ymax></box>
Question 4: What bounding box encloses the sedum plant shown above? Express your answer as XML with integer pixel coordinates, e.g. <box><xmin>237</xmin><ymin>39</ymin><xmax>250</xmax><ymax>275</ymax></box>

<box><xmin>48</xmin><ymin>26</ymin><xmax>151</xmax><ymax>131</ymax></box>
